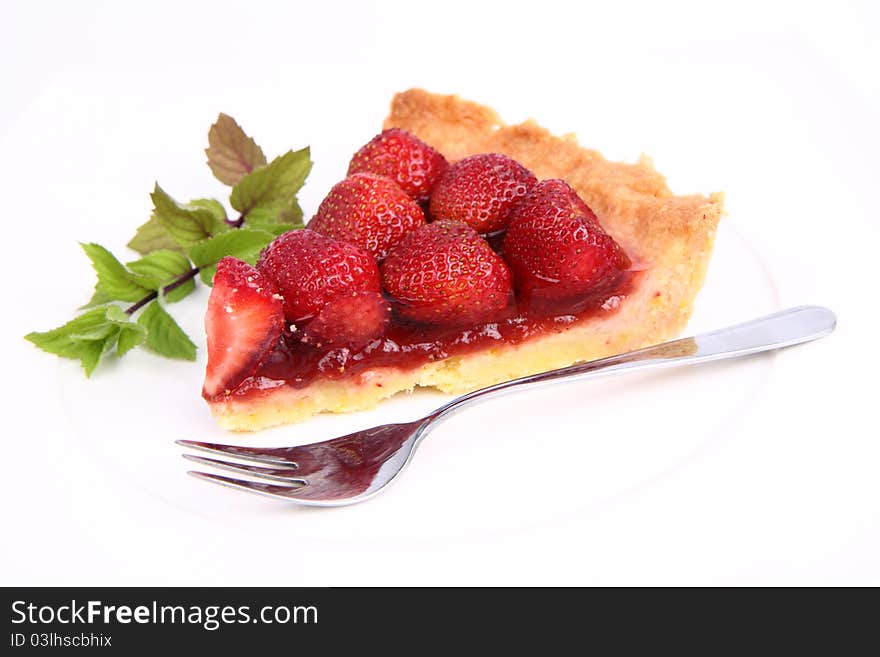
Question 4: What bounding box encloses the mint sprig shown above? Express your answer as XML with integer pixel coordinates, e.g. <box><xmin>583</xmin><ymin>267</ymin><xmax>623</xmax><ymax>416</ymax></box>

<box><xmin>27</xmin><ymin>114</ymin><xmax>312</xmax><ymax>376</ymax></box>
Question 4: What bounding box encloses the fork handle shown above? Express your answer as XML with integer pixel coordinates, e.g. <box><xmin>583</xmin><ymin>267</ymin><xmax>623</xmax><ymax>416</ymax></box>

<box><xmin>429</xmin><ymin>306</ymin><xmax>836</xmax><ymax>421</ymax></box>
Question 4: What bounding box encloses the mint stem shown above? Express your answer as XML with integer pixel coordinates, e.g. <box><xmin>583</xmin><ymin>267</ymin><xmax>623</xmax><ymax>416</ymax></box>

<box><xmin>129</xmin><ymin>207</ymin><xmax>248</xmax><ymax>314</ymax></box>
<box><xmin>226</xmin><ymin>212</ymin><xmax>246</xmax><ymax>229</ymax></box>
<box><xmin>124</xmin><ymin>266</ymin><xmax>200</xmax><ymax>315</ymax></box>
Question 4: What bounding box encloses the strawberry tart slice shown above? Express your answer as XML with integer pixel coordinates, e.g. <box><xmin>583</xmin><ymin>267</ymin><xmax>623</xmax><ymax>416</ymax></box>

<box><xmin>202</xmin><ymin>89</ymin><xmax>723</xmax><ymax>431</ymax></box>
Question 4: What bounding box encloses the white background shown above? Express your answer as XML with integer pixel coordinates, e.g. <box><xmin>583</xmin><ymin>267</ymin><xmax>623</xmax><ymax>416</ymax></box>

<box><xmin>1</xmin><ymin>0</ymin><xmax>877</xmax><ymax>585</ymax></box>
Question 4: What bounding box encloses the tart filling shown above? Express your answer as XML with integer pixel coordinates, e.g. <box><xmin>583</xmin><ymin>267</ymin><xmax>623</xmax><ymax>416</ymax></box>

<box><xmin>204</xmin><ymin>89</ymin><xmax>723</xmax><ymax>431</ymax></box>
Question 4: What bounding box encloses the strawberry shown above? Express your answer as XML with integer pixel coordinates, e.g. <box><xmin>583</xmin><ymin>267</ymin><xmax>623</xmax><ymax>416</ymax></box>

<box><xmin>301</xmin><ymin>289</ymin><xmax>390</xmax><ymax>349</ymax></box>
<box><xmin>381</xmin><ymin>220</ymin><xmax>512</xmax><ymax>325</ymax></box>
<box><xmin>203</xmin><ymin>257</ymin><xmax>284</xmax><ymax>399</ymax></box>
<box><xmin>307</xmin><ymin>173</ymin><xmax>426</xmax><ymax>260</ymax></box>
<box><xmin>502</xmin><ymin>179</ymin><xmax>631</xmax><ymax>301</ymax></box>
<box><xmin>429</xmin><ymin>153</ymin><xmax>537</xmax><ymax>233</ymax></box>
<box><xmin>256</xmin><ymin>229</ymin><xmax>381</xmax><ymax>323</ymax></box>
<box><xmin>347</xmin><ymin>128</ymin><xmax>449</xmax><ymax>201</ymax></box>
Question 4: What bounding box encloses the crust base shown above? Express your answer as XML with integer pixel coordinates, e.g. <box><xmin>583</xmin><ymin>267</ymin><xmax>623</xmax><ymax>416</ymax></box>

<box><xmin>209</xmin><ymin>89</ymin><xmax>723</xmax><ymax>431</ymax></box>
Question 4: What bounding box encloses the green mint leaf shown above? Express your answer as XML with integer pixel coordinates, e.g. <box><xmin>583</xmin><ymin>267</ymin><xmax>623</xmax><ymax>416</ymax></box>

<box><xmin>26</xmin><ymin>306</ymin><xmax>146</xmax><ymax>375</ymax></box>
<box><xmin>127</xmin><ymin>214</ymin><xmax>186</xmax><ymax>256</ymax></box>
<box><xmin>127</xmin><ymin>250</ymin><xmax>195</xmax><ymax>302</ymax></box>
<box><xmin>188</xmin><ymin>228</ymin><xmax>275</xmax><ymax>285</ymax></box>
<box><xmin>245</xmin><ymin>198</ymin><xmax>304</xmax><ymax>227</ymax></box>
<box><xmin>25</xmin><ymin>308</ymin><xmax>112</xmax><ymax>358</ymax></box>
<box><xmin>79</xmin><ymin>339</ymin><xmax>106</xmax><ymax>377</ymax></box>
<box><xmin>188</xmin><ymin>198</ymin><xmax>230</xmax><ymax>235</ymax></box>
<box><xmin>80</xmin><ymin>243</ymin><xmax>151</xmax><ymax>302</ymax></box>
<box><xmin>105</xmin><ymin>306</ymin><xmax>147</xmax><ymax>356</ymax></box>
<box><xmin>81</xmin><ymin>330</ymin><xmax>120</xmax><ymax>376</ymax></box>
<box><xmin>116</xmin><ymin>327</ymin><xmax>145</xmax><ymax>357</ymax></box>
<box><xmin>127</xmin><ymin>249</ymin><xmax>191</xmax><ymax>285</ymax></box>
<box><xmin>206</xmin><ymin>113</ymin><xmax>267</xmax><ymax>186</ymax></box>
<box><xmin>80</xmin><ymin>285</ymin><xmax>113</xmax><ymax>309</ymax></box>
<box><xmin>137</xmin><ymin>302</ymin><xmax>197</xmax><ymax>361</ymax></box>
<box><xmin>230</xmin><ymin>147</ymin><xmax>311</xmax><ymax>226</ymax></box>
<box><xmin>104</xmin><ymin>305</ymin><xmax>132</xmax><ymax>323</ymax></box>
<box><xmin>67</xmin><ymin>320</ymin><xmax>117</xmax><ymax>341</ymax></box>
<box><xmin>161</xmin><ymin>278</ymin><xmax>196</xmax><ymax>304</ymax></box>
<box><xmin>150</xmin><ymin>184</ymin><xmax>218</xmax><ymax>248</ymax></box>
<box><xmin>243</xmin><ymin>214</ymin><xmax>302</xmax><ymax>236</ymax></box>
<box><xmin>129</xmin><ymin>197</ymin><xmax>227</xmax><ymax>256</ymax></box>
<box><xmin>258</xmin><ymin>222</ymin><xmax>299</xmax><ymax>237</ymax></box>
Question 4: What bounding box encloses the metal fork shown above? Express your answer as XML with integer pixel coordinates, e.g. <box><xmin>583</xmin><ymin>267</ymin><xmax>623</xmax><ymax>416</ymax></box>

<box><xmin>179</xmin><ymin>306</ymin><xmax>836</xmax><ymax>507</ymax></box>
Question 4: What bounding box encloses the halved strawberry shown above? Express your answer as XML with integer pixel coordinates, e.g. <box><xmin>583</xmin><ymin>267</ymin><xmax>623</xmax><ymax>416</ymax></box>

<box><xmin>203</xmin><ymin>257</ymin><xmax>284</xmax><ymax>399</ymax></box>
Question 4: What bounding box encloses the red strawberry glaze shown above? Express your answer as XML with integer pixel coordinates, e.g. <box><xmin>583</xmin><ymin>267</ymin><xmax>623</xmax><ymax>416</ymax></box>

<box><xmin>224</xmin><ymin>269</ymin><xmax>639</xmax><ymax>397</ymax></box>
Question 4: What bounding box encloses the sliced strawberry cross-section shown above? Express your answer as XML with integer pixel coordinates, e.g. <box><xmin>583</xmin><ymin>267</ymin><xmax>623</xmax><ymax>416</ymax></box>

<box><xmin>203</xmin><ymin>257</ymin><xmax>284</xmax><ymax>399</ymax></box>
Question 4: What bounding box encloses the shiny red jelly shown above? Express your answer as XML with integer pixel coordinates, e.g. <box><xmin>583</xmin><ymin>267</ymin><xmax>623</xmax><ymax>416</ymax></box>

<box><xmin>229</xmin><ymin>271</ymin><xmax>639</xmax><ymax>396</ymax></box>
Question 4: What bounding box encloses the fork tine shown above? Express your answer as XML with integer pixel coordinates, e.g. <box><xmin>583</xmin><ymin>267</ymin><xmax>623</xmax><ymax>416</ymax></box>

<box><xmin>176</xmin><ymin>439</ymin><xmax>299</xmax><ymax>466</ymax></box>
<box><xmin>187</xmin><ymin>471</ymin><xmax>308</xmax><ymax>500</ymax></box>
<box><xmin>182</xmin><ymin>454</ymin><xmax>307</xmax><ymax>485</ymax></box>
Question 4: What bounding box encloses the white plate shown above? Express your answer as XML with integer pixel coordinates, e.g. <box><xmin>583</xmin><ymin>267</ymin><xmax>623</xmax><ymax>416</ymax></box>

<box><xmin>57</xmin><ymin>221</ymin><xmax>778</xmax><ymax>543</ymax></box>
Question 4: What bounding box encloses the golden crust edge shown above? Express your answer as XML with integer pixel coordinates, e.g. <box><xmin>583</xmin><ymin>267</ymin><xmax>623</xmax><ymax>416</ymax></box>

<box><xmin>209</xmin><ymin>89</ymin><xmax>723</xmax><ymax>431</ymax></box>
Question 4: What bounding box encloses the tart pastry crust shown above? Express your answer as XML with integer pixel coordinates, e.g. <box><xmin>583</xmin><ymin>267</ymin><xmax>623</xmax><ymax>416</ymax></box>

<box><xmin>208</xmin><ymin>89</ymin><xmax>723</xmax><ymax>431</ymax></box>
